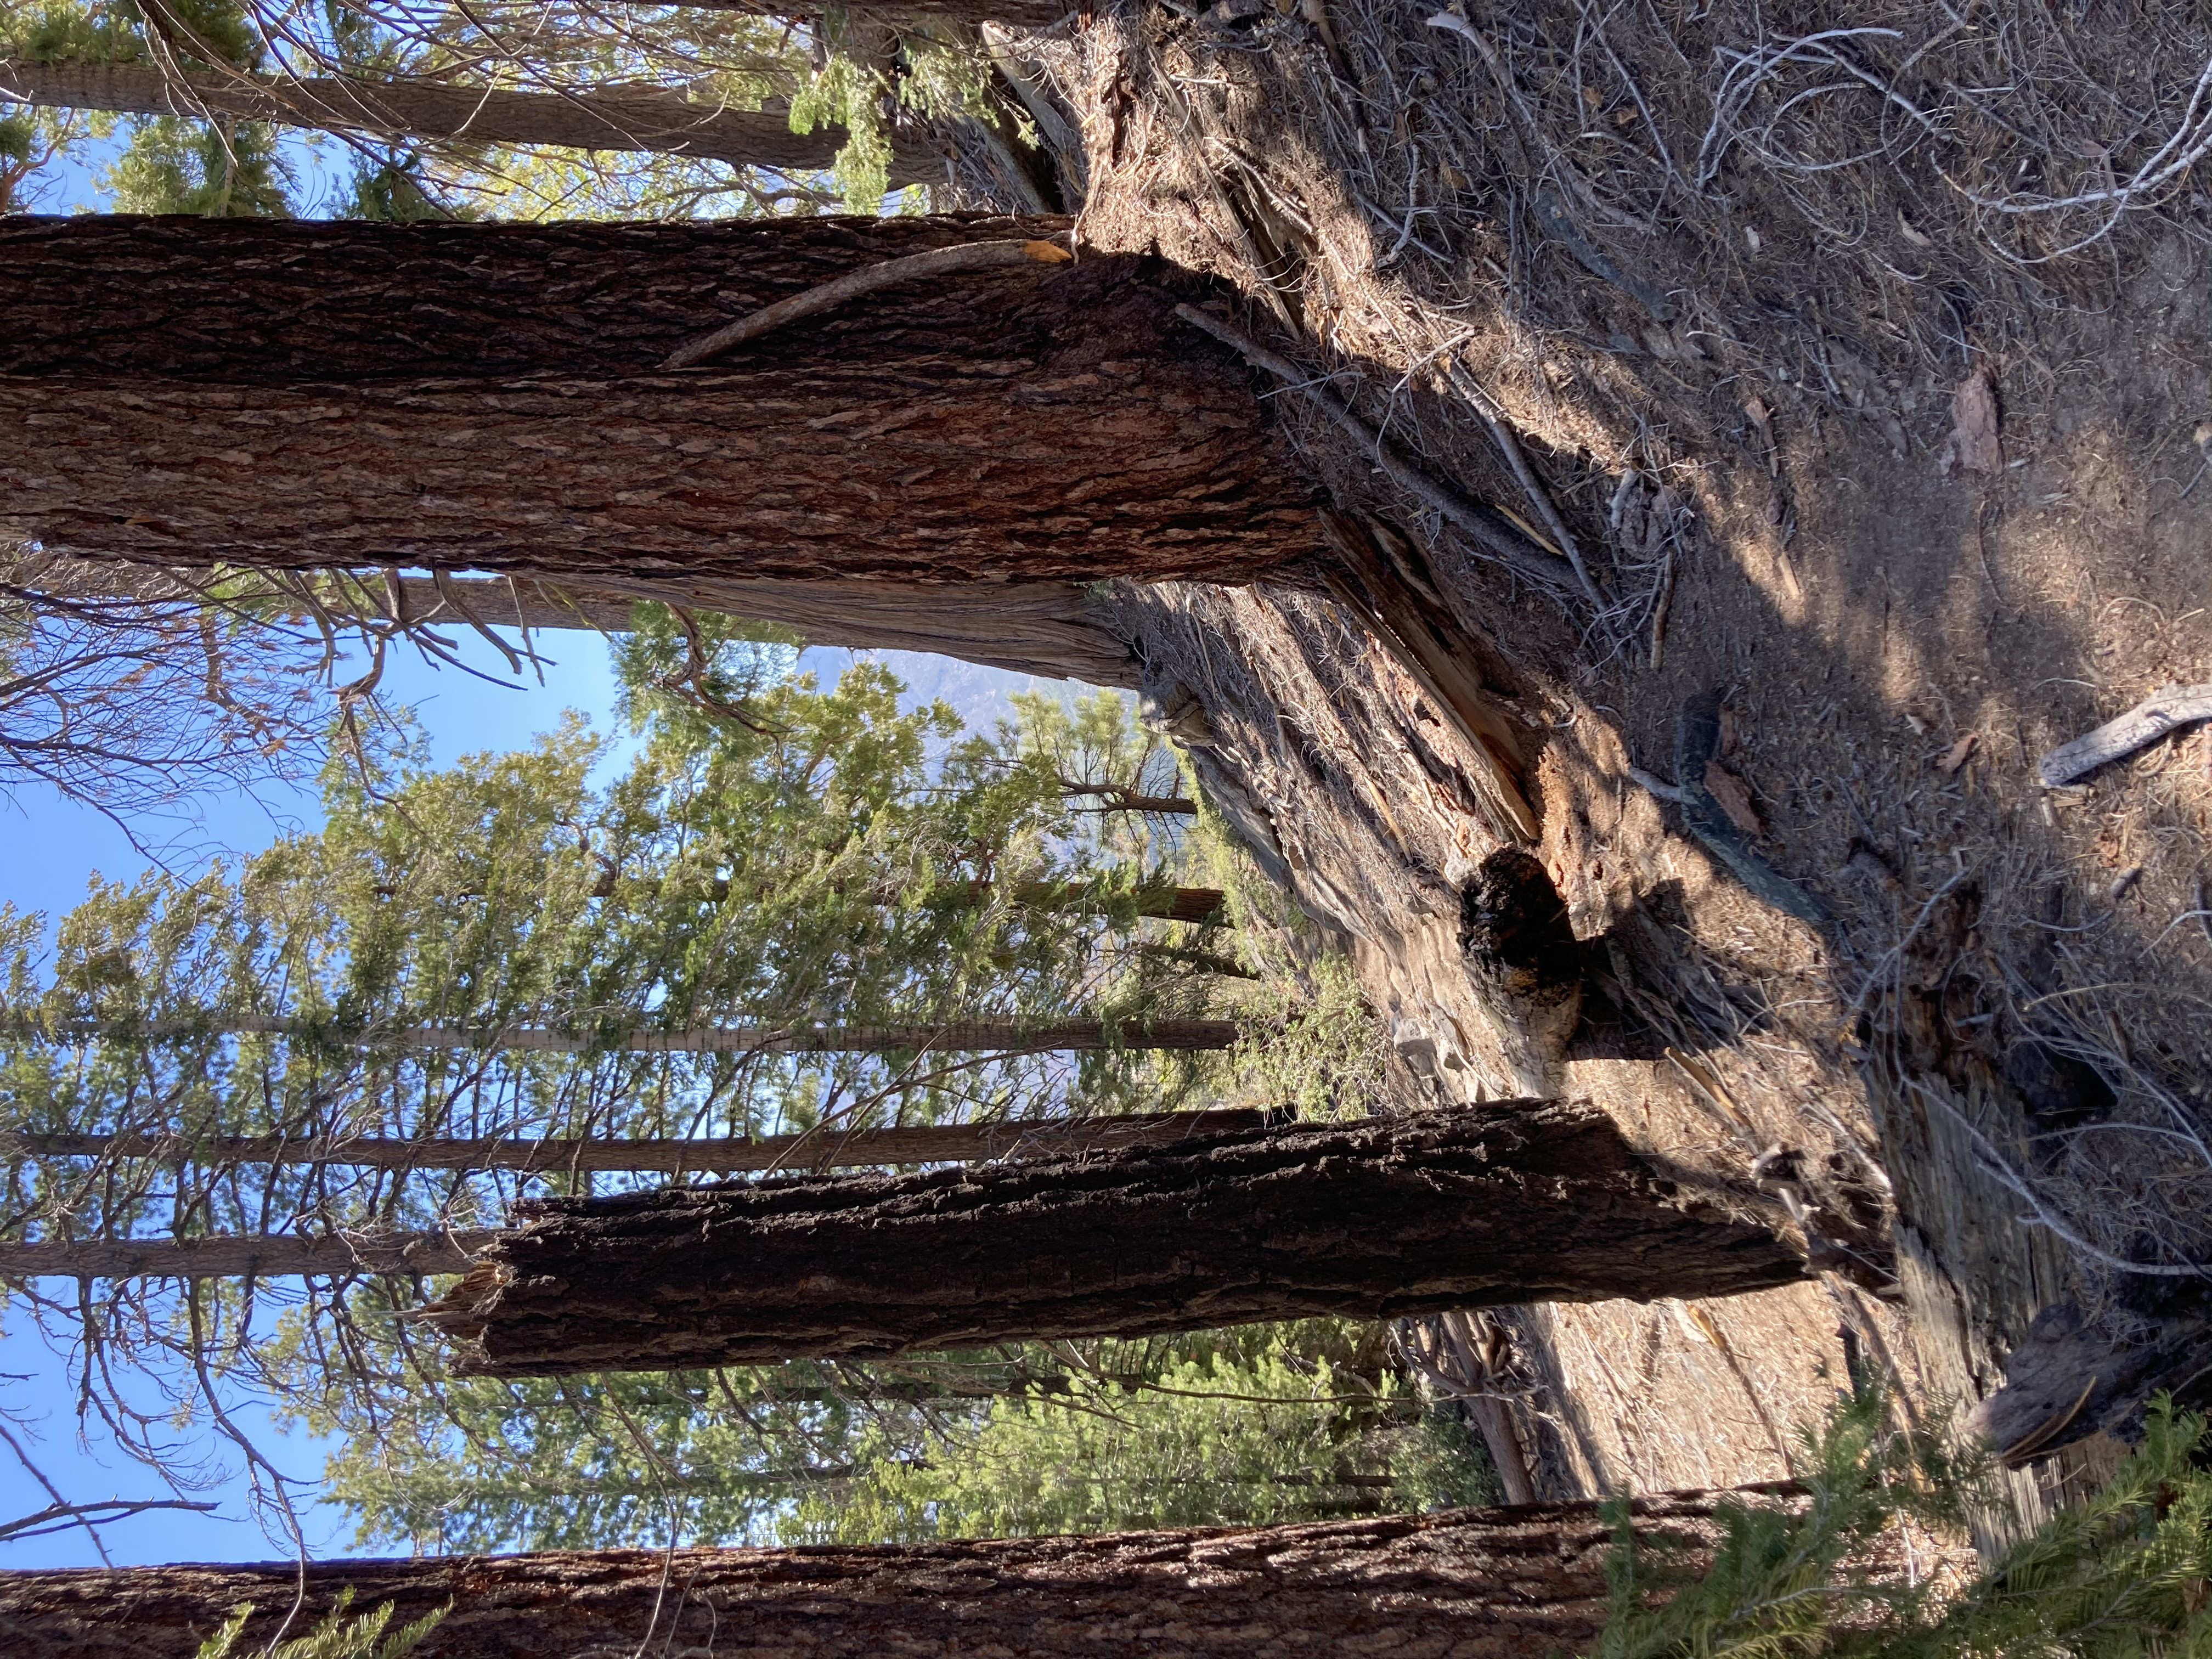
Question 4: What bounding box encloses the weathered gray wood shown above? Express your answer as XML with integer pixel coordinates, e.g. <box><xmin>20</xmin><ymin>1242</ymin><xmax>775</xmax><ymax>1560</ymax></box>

<box><xmin>2037</xmin><ymin>682</ymin><xmax>2212</xmax><ymax>786</ymax></box>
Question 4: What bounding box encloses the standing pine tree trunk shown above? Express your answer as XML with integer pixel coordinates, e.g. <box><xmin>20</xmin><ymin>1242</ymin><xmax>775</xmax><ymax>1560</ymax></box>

<box><xmin>0</xmin><ymin>60</ymin><xmax>941</xmax><ymax>182</ymax></box>
<box><xmin>0</xmin><ymin>1498</ymin><xmax>1723</xmax><ymax>1658</ymax></box>
<box><xmin>2</xmin><ymin>1107</ymin><xmax>1276</xmax><ymax>1178</ymax></box>
<box><xmin>2</xmin><ymin>552</ymin><xmax>1153</xmax><ymax>685</ymax></box>
<box><xmin>2</xmin><ymin>1014</ymin><xmax>1240</xmax><ymax>1054</ymax></box>
<box><xmin>0</xmin><ymin>217</ymin><xmax>1325</xmax><ymax>680</ymax></box>
<box><xmin>423</xmin><ymin>1102</ymin><xmax>1811</xmax><ymax>1375</ymax></box>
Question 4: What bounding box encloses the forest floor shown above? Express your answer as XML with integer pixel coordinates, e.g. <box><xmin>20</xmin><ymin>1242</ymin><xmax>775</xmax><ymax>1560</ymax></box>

<box><xmin>984</xmin><ymin>0</ymin><xmax>2212</xmax><ymax>1539</ymax></box>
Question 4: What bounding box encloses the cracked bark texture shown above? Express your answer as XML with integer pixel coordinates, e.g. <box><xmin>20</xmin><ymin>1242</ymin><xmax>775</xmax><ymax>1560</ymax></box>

<box><xmin>425</xmin><ymin>1100</ymin><xmax>1806</xmax><ymax>1376</ymax></box>
<box><xmin>0</xmin><ymin>215</ymin><xmax>1325</xmax><ymax>601</ymax></box>
<box><xmin>0</xmin><ymin>1498</ymin><xmax>1723</xmax><ymax>1659</ymax></box>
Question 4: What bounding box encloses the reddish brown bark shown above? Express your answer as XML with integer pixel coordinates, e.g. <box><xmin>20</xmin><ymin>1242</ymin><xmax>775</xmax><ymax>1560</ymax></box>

<box><xmin>424</xmin><ymin>1101</ymin><xmax>1807</xmax><ymax>1376</ymax></box>
<box><xmin>0</xmin><ymin>1499</ymin><xmax>1722</xmax><ymax>1659</ymax></box>
<box><xmin>0</xmin><ymin>216</ymin><xmax>1325</xmax><ymax>597</ymax></box>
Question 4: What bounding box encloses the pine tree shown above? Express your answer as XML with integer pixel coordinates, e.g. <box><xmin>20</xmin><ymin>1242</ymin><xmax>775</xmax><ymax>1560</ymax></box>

<box><xmin>0</xmin><ymin>653</ymin><xmax>1254</xmax><ymax>1531</ymax></box>
<box><xmin>0</xmin><ymin>1495</ymin><xmax>1727</xmax><ymax>1659</ymax></box>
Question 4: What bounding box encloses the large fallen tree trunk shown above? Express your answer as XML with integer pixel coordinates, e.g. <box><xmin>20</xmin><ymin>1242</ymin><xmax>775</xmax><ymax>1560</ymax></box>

<box><xmin>423</xmin><ymin>1101</ymin><xmax>1809</xmax><ymax>1376</ymax></box>
<box><xmin>0</xmin><ymin>59</ymin><xmax>940</xmax><ymax>182</ymax></box>
<box><xmin>0</xmin><ymin>1498</ymin><xmax>1722</xmax><ymax>1659</ymax></box>
<box><xmin>0</xmin><ymin>216</ymin><xmax>1327</xmax><ymax>684</ymax></box>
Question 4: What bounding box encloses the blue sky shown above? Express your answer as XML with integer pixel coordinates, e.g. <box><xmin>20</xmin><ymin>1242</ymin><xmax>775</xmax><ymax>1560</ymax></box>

<box><xmin>0</xmin><ymin>615</ymin><xmax>1062</xmax><ymax>1568</ymax></box>
<box><xmin>0</xmin><ymin>630</ymin><xmax>627</xmax><ymax>1569</ymax></box>
<box><xmin>2</xmin><ymin>105</ymin><xmax>1077</xmax><ymax>1568</ymax></box>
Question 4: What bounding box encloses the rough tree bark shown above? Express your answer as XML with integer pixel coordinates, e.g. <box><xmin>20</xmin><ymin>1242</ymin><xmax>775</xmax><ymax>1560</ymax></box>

<box><xmin>422</xmin><ymin>1101</ymin><xmax>1808</xmax><ymax>1376</ymax></box>
<box><xmin>0</xmin><ymin>60</ymin><xmax>940</xmax><ymax>182</ymax></box>
<box><xmin>0</xmin><ymin>1499</ymin><xmax>1724</xmax><ymax>1659</ymax></box>
<box><xmin>0</xmin><ymin>216</ymin><xmax>1325</xmax><ymax>682</ymax></box>
<box><xmin>1</xmin><ymin>1108</ymin><xmax>1276</xmax><ymax>1177</ymax></box>
<box><xmin>3</xmin><ymin>1015</ymin><xmax>1240</xmax><ymax>1054</ymax></box>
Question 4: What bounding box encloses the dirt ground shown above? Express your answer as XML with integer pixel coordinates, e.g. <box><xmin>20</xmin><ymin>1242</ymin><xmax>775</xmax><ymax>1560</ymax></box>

<box><xmin>976</xmin><ymin>0</ymin><xmax>2212</xmax><ymax>1541</ymax></box>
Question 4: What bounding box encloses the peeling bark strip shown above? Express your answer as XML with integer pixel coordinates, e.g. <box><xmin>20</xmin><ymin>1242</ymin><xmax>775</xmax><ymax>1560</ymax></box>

<box><xmin>0</xmin><ymin>1498</ymin><xmax>1724</xmax><ymax>1659</ymax></box>
<box><xmin>425</xmin><ymin>1101</ymin><xmax>1807</xmax><ymax>1376</ymax></box>
<box><xmin>0</xmin><ymin>216</ymin><xmax>1325</xmax><ymax>591</ymax></box>
<box><xmin>0</xmin><ymin>60</ymin><xmax>940</xmax><ymax>182</ymax></box>
<box><xmin>664</xmin><ymin>238</ymin><xmax>1072</xmax><ymax>367</ymax></box>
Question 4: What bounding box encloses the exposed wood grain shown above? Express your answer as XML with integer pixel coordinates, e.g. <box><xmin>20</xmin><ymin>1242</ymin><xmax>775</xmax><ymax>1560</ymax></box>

<box><xmin>2036</xmin><ymin>682</ymin><xmax>2212</xmax><ymax>786</ymax></box>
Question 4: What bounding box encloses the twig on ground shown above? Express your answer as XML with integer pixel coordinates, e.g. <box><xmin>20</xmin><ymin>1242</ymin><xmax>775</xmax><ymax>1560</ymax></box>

<box><xmin>1626</xmin><ymin>764</ymin><xmax>1688</xmax><ymax>803</ymax></box>
<box><xmin>2037</xmin><ymin>682</ymin><xmax>2212</xmax><ymax>785</ymax></box>
<box><xmin>1647</xmin><ymin>535</ymin><xmax>1678</xmax><ymax>669</ymax></box>
<box><xmin>1444</xmin><ymin>361</ymin><xmax>1607</xmax><ymax>610</ymax></box>
<box><xmin>1914</xmin><ymin>1079</ymin><xmax>2212</xmax><ymax>1278</ymax></box>
<box><xmin>1173</xmin><ymin>304</ymin><xmax>1577</xmax><ymax>590</ymax></box>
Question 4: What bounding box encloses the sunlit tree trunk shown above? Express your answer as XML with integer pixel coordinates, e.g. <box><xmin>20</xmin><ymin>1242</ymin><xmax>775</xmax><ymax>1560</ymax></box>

<box><xmin>0</xmin><ymin>1498</ymin><xmax>1724</xmax><ymax>1659</ymax></box>
<box><xmin>425</xmin><ymin>1102</ymin><xmax>1808</xmax><ymax>1375</ymax></box>
<box><xmin>0</xmin><ymin>217</ymin><xmax>1326</xmax><ymax>684</ymax></box>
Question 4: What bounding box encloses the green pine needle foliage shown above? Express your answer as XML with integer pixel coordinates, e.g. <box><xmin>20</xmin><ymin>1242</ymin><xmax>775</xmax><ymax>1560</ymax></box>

<box><xmin>782</xmin><ymin>1324</ymin><xmax>1495</xmax><ymax>1544</ymax></box>
<box><xmin>1588</xmin><ymin>1387</ymin><xmax>2212</xmax><ymax>1658</ymax></box>
<box><xmin>194</xmin><ymin>1592</ymin><xmax>445</xmax><ymax>1659</ymax></box>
